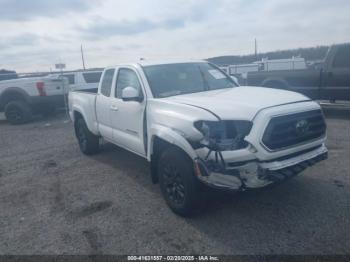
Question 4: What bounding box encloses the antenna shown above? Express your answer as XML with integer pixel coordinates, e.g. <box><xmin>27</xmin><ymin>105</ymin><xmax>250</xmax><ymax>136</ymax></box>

<box><xmin>81</xmin><ymin>44</ymin><xmax>86</xmax><ymax>70</ymax></box>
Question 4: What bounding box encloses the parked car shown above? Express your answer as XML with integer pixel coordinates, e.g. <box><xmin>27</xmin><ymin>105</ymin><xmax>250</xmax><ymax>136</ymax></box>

<box><xmin>56</xmin><ymin>70</ymin><xmax>102</xmax><ymax>91</ymax></box>
<box><xmin>247</xmin><ymin>43</ymin><xmax>350</xmax><ymax>101</ymax></box>
<box><xmin>0</xmin><ymin>75</ymin><xmax>67</xmax><ymax>124</ymax></box>
<box><xmin>69</xmin><ymin>60</ymin><xmax>328</xmax><ymax>216</ymax></box>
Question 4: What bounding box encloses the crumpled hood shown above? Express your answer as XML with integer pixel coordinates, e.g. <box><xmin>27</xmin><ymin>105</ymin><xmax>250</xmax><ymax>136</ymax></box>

<box><xmin>163</xmin><ymin>86</ymin><xmax>310</xmax><ymax>120</ymax></box>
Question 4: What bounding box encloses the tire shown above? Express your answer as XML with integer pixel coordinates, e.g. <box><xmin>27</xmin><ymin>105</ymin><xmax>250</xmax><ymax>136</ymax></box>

<box><xmin>4</xmin><ymin>100</ymin><xmax>32</xmax><ymax>125</ymax></box>
<box><xmin>158</xmin><ymin>146</ymin><xmax>202</xmax><ymax>216</ymax></box>
<box><xmin>74</xmin><ymin>118</ymin><xmax>99</xmax><ymax>155</ymax></box>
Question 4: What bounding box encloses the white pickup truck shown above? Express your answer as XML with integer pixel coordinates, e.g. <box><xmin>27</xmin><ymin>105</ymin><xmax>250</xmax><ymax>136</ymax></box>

<box><xmin>0</xmin><ymin>75</ymin><xmax>67</xmax><ymax>124</ymax></box>
<box><xmin>69</xmin><ymin>60</ymin><xmax>328</xmax><ymax>216</ymax></box>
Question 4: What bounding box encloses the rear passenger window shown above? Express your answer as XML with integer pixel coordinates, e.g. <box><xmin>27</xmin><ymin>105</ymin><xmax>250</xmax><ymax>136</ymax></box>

<box><xmin>82</xmin><ymin>72</ymin><xmax>102</xmax><ymax>83</ymax></box>
<box><xmin>115</xmin><ymin>68</ymin><xmax>142</xmax><ymax>98</ymax></box>
<box><xmin>100</xmin><ymin>69</ymin><xmax>115</xmax><ymax>97</ymax></box>
<box><xmin>63</xmin><ymin>74</ymin><xmax>75</xmax><ymax>84</ymax></box>
<box><xmin>333</xmin><ymin>45</ymin><xmax>350</xmax><ymax>68</ymax></box>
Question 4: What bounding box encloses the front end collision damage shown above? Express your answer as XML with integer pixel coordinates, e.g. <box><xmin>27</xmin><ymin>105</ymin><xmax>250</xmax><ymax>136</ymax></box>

<box><xmin>194</xmin><ymin>145</ymin><xmax>328</xmax><ymax>191</ymax></box>
<box><xmin>150</xmin><ymin>122</ymin><xmax>328</xmax><ymax>191</ymax></box>
<box><xmin>148</xmin><ymin>99</ymin><xmax>328</xmax><ymax>191</ymax></box>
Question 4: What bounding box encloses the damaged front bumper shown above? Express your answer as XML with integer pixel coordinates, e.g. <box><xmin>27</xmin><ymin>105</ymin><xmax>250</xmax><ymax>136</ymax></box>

<box><xmin>194</xmin><ymin>144</ymin><xmax>328</xmax><ymax>191</ymax></box>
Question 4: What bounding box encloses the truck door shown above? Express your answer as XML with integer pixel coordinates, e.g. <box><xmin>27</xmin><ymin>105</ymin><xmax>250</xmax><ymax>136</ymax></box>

<box><xmin>95</xmin><ymin>68</ymin><xmax>116</xmax><ymax>141</ymax></box>
<box><xmin>110</xmin><ymin>67</ymin><xmax>146</xmax><ymax>157</ymax></box>
<box><xmin>322</xmin><ymin>44</ymin><xmax>350</xmax><ymax>100</ymax></box>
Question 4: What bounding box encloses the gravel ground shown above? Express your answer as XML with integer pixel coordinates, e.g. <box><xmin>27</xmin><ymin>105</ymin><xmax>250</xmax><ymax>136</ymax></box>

<box><xmin>0</xmin><ymin>107</ymin><xmax>349</xmax><ymax>255</ymax></box>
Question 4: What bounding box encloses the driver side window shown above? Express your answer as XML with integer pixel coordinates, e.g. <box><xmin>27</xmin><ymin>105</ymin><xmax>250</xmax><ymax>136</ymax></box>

<box><xmin>115</xmin><ymin>68</ymin><xmax>142</xmax><ymax>98</ymax></box>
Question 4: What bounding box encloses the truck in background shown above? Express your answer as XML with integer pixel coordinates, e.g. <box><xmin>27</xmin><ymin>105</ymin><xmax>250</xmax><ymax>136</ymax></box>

<box><xmin>0</xmin><ymin>75</ymin><xmax>67</xmax><ymax>124</ymax></box>
<box><xmin>54</xmin><ymin>70</ymin><xmax>103</xmax><ymax>91</ymax></box>
<box><xmin>246</xmin><ymin>43</ymin><xmax>350</xmax><ymax>101</ymax></box>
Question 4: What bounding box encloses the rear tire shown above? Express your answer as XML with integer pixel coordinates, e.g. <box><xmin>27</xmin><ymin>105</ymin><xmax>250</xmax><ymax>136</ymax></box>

<box><xmin>4</xmin><ymin>100</ymin><xmax>32</xmax><ymax>125</ymax></box>
<box><xmin>158</xmin><ymin>146</ymin><xmax>203</xmax><ymax>216</ymax></box>
<box><xmin>75</xmin><ymin>118</ymin><xmax>99</xmax><ymax>155</ymax></box>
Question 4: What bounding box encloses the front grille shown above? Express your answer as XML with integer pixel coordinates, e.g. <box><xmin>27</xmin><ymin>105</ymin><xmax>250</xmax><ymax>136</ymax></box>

<box><xmin>262</xmin><ymin>110</ymin><xmax>326</xmax><ymax>151</ymax></box>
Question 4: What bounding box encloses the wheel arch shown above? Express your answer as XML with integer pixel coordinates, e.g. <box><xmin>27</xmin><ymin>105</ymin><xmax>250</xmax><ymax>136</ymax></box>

<box><xmin>71</xmin><ymin>107</ymin><xmax>99</xmax><ymax>136</ymax></box>
<box><xmin>148</xmin><ymin>125</ymin><xmax>198</xmax><ymax>184</ymax></box>
<box><xmin>0</xmin><ymin>87</ymin><xmax>30</xmax><ymax>110</ymax></box>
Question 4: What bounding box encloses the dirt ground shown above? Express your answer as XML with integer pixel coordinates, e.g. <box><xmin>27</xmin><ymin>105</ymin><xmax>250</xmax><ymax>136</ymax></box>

<box><xmin>0</xmin><ymin>107</ymin><xmax>349</xmax><ymax>255</ymax></box>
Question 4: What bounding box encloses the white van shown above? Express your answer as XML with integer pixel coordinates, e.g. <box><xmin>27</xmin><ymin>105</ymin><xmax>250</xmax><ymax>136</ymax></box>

<box><xmin>58</xmin><ymin>71</ymin><xmax>103</xmax><ymax>91</ymax></box>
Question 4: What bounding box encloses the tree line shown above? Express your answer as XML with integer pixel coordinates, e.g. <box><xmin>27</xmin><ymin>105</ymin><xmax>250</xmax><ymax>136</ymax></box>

<box><xmin>207</xmin><ymin>45</ymin><xmax>329</xmax><ymax>66</ymax></box>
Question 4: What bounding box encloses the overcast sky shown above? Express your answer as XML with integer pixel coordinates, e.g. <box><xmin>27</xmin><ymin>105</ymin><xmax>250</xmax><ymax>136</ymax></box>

<box><xmin>1</xmin><ymin>0</ymin><xmax>350</xmax><ymax>72</ymax></box>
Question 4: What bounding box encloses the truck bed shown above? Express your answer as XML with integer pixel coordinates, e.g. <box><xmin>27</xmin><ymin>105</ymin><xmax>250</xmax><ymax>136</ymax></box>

<box><xmin>68</xmin><ymin>89</ymin><xmax>99</xmax><ymax>134</ymax></box>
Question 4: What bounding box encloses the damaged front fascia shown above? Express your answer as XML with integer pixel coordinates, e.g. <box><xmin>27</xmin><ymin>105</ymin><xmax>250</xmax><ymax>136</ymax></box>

<box><xmin>193</xmin><ymin>147</ymin><xmax>328</xmax><ymax>191</ymax></box>
<box><xmin>186</xmin><ymin>133</ymin><xmax>271</xmax><ymax>190</ymax></box>
<box><xmin>179</xmin><ymin>130</ymin><xmax>283</xmax><ymax>190</ymax></box>
<box><xmin>194</xmin><ymin>157</ymin><xmax>273</xmax><ymax>191</ymax></box>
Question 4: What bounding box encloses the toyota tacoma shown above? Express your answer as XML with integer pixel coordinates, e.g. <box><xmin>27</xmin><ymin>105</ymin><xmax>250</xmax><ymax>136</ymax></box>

<box><xmin>69</xmin><ymin>60</ymin><xmax>328</xmax><ymax>216</ymax></box>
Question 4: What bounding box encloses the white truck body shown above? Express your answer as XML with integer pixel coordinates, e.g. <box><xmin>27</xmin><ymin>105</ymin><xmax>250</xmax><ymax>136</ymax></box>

<box><xmin>0</xmin><ymin>75</ymin><xmax>66</xmax><ymax>97</ymax></box>
<box><xmin>69</xmin><ymin>60</ymin><xmax>328</xmax><ymax>214</ymax></box>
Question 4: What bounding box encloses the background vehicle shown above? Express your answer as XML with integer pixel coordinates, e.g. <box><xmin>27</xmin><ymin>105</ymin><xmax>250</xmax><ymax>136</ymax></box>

<box><xmin>55</xmin><ymin>70</ymin><xmax>103</xmax><ymax>91</ymax></box>
<box><xmin>0</xmin><ymin>75</ymin><xmax>67</xmax><ymax>124</ymax></box>
<box><xmin>247</xmin><ymin>43</ymin><xmax>350</xmax><ymax>101</ymax></box>
<box><xmin>69</xmin><ymin>60</ymin><xmax>327</xmax><ymax>216</ymax></box>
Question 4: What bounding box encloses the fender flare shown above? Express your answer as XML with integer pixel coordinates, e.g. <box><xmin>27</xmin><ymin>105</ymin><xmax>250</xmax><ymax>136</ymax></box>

<box><xmin>147</xmin><ymin>124</ymin><xmax>197</xmax><ymax>161</ymax></box>
<box><xmin>0</xmin><ymin>87</ymin><xmax>31</xmax><ymax>108</ymax></box>
<box><xmin>71</xmin><ymin>106</ymin><xmax>99</xmax><ymax>136</ymax></box>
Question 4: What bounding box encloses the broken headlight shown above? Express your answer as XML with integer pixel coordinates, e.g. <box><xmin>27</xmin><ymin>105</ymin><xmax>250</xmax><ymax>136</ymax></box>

<box><xmin>194</xmin><ymin>120</ymin><xmax>252</xmax><ymax>151</ymax></box>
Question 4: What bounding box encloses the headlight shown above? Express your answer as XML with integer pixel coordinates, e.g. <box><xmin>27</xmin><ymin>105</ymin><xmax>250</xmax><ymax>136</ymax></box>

<box><xmin>194</xmin><ymin>120</ymin><xmax>252</xmax><ymax>151</ymax></box>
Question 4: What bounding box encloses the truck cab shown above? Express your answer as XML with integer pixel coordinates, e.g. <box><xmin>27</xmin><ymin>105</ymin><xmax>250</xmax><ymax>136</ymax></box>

<box><xmin>321</xmin><ymin>43</ymin><xmax>350</xmax><ymax>100</ymax></box>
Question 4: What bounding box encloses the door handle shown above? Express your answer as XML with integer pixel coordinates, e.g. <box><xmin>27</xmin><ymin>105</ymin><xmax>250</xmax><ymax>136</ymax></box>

<box><xmin>110</xmin><ymin>105</ymin><xmax>119</xmax><ymax>111</ymax></box>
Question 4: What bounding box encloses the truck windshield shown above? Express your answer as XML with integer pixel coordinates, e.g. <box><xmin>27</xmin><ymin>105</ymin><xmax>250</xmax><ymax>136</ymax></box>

<box><xmin>143</xmin><ymin>62</ymin><xmax>238</xmax><ymax>98</ymax></box>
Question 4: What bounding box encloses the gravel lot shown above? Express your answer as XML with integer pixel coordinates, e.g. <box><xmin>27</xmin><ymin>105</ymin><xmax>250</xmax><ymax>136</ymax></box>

<box><xmin>0</xmin><ymin>107</ymin><xmax>349</xmax><ymax>255</ymax></box>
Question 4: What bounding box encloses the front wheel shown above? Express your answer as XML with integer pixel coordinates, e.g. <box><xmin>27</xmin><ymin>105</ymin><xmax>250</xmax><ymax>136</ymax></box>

<box><xmin>158</xmin><ymin>147</ymin><xmax>203</xmax><ymax>216</ymax></box>
<box><xmin>74</xmin><ymin>118</ymin><xmax>99</xmax><ymax>155</ymax></box>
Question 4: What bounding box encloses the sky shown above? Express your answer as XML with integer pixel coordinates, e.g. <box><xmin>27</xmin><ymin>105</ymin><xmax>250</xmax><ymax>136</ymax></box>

<box><xmin>0</xmin><ymin>0</ymin><xmax>350</xmax><ymax>72</ymax></box>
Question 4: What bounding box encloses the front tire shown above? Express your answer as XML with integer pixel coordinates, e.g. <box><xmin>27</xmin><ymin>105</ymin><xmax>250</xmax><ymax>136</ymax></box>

<box><xmin>74</xmin><ymin>118</ymin><xmax>99</xmax><ymax>155</ymax></box>
<box><xmin>4</xmin><ymin>100</ymin><xmax>32</xmax><ymax>125</ymax></box>
<box><xmin>158</xmin><ymin>147</ymin><xmax>202</xmax><ymax>216</ymax></box>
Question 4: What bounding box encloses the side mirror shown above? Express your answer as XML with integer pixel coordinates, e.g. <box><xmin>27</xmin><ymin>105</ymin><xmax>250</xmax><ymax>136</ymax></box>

<box><xmin>122</xmin><ymin>86</ymin><xmax>142</xmax><ymax>102</ymax></box>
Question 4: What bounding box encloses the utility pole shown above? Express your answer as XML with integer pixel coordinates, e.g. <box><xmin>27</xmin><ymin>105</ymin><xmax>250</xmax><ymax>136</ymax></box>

<box><xmin>254</xmin><ymin>38</ymin><xmax>258</xmax><ymax>61</ymax></box>
<box><xmin>81</xmin><ymin>44</ymin><xmax>86</xmax><ymax>70</ymax></box>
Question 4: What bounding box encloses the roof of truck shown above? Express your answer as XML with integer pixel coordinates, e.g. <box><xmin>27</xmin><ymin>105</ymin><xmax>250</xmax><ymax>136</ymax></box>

<box><xmin>103</xmin><ymin>59</ymin><xmax>211</xmax><ymax>71</ymax></box>
<box><xmin>137</xmin><ymin>59</ymin><xmax>206</xmax><ymax>67</ymax></box>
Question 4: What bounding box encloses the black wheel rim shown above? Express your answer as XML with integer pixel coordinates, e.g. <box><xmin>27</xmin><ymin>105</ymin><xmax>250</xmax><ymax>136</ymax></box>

<box><xmin>77</xmin><ymin>124</ymin><xmax>87</xmax><ymax>150</ymax></box>
<box><xmin>162</xmin><ymin>164</ymin><xmax>186</xmax><ymax>206</ymax></box>
<box><xmin>7</xmin><ymin>108</ymin><xmax>23</xmax><ymax>122</ymax></box>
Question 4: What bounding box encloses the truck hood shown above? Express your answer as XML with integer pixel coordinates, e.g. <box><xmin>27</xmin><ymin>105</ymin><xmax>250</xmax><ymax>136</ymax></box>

<box><xmin>164</xmin><ymin>86</ymin><xmax>310</xmax><ymax>120</ymax></box>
